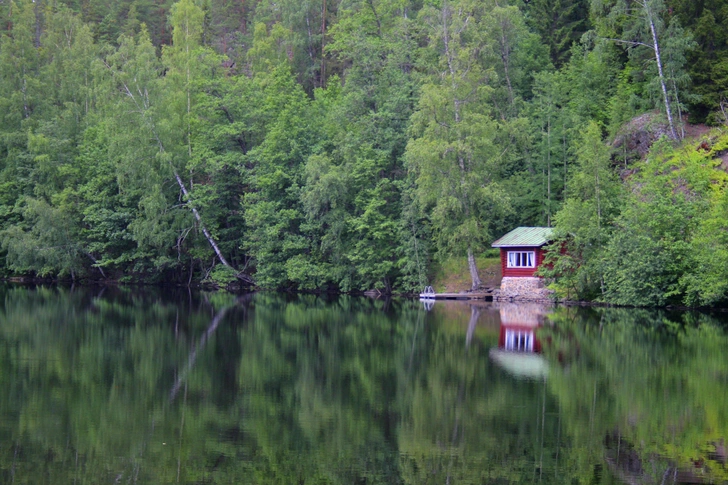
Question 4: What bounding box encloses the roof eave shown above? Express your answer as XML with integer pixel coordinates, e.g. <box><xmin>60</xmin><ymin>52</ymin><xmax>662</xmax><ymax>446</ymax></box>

<box><xmin>492</xmin><ymin>243</ymin><xmax>549</xmax><ymax>248</ymax></box>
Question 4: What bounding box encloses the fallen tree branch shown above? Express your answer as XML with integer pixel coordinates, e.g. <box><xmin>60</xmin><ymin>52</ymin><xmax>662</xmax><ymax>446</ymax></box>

<box><xmin>105</xmin><ymin>63</ymin><xmax>254</xmax><ymax>284</ymax></box>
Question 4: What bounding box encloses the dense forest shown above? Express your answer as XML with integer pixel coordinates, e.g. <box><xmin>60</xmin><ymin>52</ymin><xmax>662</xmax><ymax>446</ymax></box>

<box><xmin>0</xmin><ymin>0</ymin><xmax>727</xmax><ymax>305</ymax></box>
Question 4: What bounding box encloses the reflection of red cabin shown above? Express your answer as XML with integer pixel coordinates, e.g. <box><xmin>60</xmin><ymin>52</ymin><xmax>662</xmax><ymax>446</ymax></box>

<box><xmin>491</xmin><ymin>227</ymin><xmax>553</xmax><ymax>278</ymax></box>
<box><xmin>491</xmin><ymin>304</ymin><xmax>550</xmax><ymax>379</ymax></box>
<box><xmin>499</xmin><ymin>324</ymin><xmax>542</xmax><ymax>353</ymax></box>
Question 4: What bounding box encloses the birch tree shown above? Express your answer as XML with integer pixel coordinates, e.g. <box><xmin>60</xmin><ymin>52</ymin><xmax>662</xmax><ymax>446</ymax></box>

<box><xmin>591</xmin><ymin>0</ymin><xmax>692</xmax><ymax>139</ymax></box>
<box><xmin>406</xmin><ymin>0</ymin><xmax>511</xmax><ymax>291</ymax></box>
<box><xmin>103</xmin><ymin>15</ymin><xmax>250</xmax><ymax>283</ymax></box>
<box><xmin>161</xmin><ymin>0</ymin><xmax>252</xmax><ymax>281</ymax></box>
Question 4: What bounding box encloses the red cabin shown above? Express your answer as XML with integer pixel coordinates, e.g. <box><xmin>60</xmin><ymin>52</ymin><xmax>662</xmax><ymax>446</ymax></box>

<box><xmin>491</xmin><ymin>227</ymin><xmax>553</xmax><ymax>278</ymax></box>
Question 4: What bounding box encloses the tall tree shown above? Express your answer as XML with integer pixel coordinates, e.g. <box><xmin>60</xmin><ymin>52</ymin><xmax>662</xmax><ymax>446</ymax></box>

<box><xmin>100</xmin><ymin>3</ymin><xmax>249</xmax><ymax>283</ymax></box>
<box><xmin>163</xmin><ymin>0</ymin><xmax>245</xmax><ymax>280</ymax></box>
<box><xmin>298</xmin><ymin>0</ymin><xmax>422</xmax><ymax>292</ymax></box>
<box><xmin>0</xmin><ymin>0</ymin><xmax>40</xmax><ymax>132</ymax></box>
<box><xmin>241</xmin><ymin>65</ymin><xmax>316</xmax><ymax>289</ymax></box>
<box><xmin>527</xmin><ymin>71</ymin><xmax>571</xmax><ymax>226</ymax></box>
<box><xmin>101</xmin><ymin>29</ymin><xmax>187</xmax><ymax>278</ymax></box>
<box><xmin>251</xmin><ymin>0</ymin><xmax>341</xmax><ymax>91</ymax></box>
<box><xmin>667</xmin><ymin>0</ymin><xmax>728</xmax><ymax>124</ymax></box>
<box><xmin>0</xmin><ymin>4</ymin><xmax>103</xmax><ymax>279</ymax></box>
<box><xmin>406</xmin><ymin>0</ymin><xmax>511</xmax><ymax>290</ymax></box>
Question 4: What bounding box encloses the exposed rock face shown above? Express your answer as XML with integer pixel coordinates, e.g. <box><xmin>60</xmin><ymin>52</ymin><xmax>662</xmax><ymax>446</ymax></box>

<box><xmin>612</xmin><ymin>112</ymin><xmax>670</xmax><ymax>163</ymax></box>
<box><xmin>494</xmin><ymin>277</ymin><xmax>553</xmax><ymax>302</ymax></box>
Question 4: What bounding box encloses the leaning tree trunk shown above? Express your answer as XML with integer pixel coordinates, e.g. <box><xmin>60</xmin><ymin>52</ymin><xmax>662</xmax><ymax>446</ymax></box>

<box><xmin>467</xmin><ymin>247</ymin><xmax>482</xmax><ymax>291</ymax></box>
<box><xmin>645</xmin><ymin>1</ymin><xmax>678</xmax><ymax>140</ymax></box>
<box><xmin>117</xmin><ymin>75</ymin><xmax>249</xmax><ymax>281</ymax></box>
<box><xmin>171</xmin><ymin>168</ymin><xmax>233</xmax><ymax>269</ymax></box>
<box><xmin>466</xmin><ymin>305</ymin><xmax>481</xmax><ymax>348</ymax></box>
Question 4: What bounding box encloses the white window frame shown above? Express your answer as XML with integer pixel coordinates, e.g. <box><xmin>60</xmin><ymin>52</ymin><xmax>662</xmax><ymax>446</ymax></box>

<box><xmin>504</xmin><ymin>329</ymin><xmax>534</xmax><ymax>352</ymax></box>
<box><xmin>506</xmin><ymin>250</ymin><xmax>536</xmax><ymax>268</ymax></box>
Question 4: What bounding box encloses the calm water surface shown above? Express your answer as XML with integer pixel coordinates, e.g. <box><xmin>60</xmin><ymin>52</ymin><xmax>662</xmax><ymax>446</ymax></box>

<box><xmin>1</xmin><ymin>286</ymin><xmax>727</xmax><ymax>484</ymax></box>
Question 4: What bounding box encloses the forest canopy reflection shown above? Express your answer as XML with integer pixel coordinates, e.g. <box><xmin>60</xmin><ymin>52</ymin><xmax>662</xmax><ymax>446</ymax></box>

<box><xmin>0</xmin><ymin>287</ymin><xmax>726</xmax><ymax>484</ymax></box>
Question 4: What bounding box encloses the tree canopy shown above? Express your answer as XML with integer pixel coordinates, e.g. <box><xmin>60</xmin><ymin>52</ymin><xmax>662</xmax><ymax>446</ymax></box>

<box><xmin>0</xmin><ymin>0</ymin><xmax>727</xmax><ymax>305</ymax></box>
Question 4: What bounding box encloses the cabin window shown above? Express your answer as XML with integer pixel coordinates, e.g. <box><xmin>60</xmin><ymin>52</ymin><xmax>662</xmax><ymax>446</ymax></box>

<box><xmin>507</xmin><ymin>251</ymin><xmax>535</xmax><ymax>268</ymax></box>
<box><xmin>505</xmin><ymin>329</ymin><xmax>534</xmax><ymax>352</ymax></box>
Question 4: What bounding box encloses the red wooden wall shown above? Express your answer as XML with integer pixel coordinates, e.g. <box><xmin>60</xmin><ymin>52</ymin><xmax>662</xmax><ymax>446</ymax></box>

<box><xmin>500</xmin><ymin>246</ymin><xmax>546</xmax><ymax>278</ymax></box>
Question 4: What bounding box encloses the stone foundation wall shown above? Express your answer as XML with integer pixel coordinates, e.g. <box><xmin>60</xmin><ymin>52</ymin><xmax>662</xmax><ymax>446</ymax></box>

<box><xmin>494</xmin><ymin>277</ymin><xmax>553</xmax><ymax>302</ymax></box>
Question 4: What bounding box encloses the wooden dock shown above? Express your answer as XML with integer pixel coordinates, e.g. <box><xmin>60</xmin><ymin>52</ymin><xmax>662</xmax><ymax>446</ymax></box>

<box><xmin>419</xmin><ymin>289</ymin><xmax>495</xmax><ymax>301</ymax></box>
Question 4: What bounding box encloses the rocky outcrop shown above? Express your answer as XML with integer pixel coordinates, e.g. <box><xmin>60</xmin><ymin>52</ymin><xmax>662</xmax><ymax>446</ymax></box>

<box><xmin>612</xmin><ymin>112</ymin><xmax>670</xmax><ymax>164</ymax></box>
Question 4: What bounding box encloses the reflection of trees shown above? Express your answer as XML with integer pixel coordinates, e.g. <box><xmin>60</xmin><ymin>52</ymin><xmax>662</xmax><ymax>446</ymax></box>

<box><xmin>235</xmin><ymin>296</ymin><xmax>570</xmax><ymax>484</ymax></box>
<box><xmin>0</xmin><ymin>290</ymin><xmax>579</xmax><ymax>484</ymax></box>
<box><xmin>542</xmin><ymin>307</ymin><xmax>728</xmax><ymax>483</ymax></box>
<box><xmin>169</xmin><ymin>294</ymin><xmax>253</xmax><ymax>402</ymax></box>
<box><xmin>0</xmin><ymin>290</ymin><xmax>417</xmax><ymax>483</ymax></box>
<box><xmin>6</xmin><ymin>290</ymin><xmax>726</xmax><ymax>484</ymax></box>
<box><xmin>397</xmin><ymin>303</ymin><xmax>567</xmax><ymax>484</ymax></box>
<box><xmin>233</xmin><ymin>294</ymin><xmax>414</xmax><ymax>483</ymax></box>
<box><xmin>0</xmin><ymin>286</ymin><xmax>240</xmax><ymax>483</ymax></box>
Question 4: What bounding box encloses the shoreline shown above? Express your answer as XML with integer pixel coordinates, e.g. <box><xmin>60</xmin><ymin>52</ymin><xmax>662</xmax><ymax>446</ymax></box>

<box><xmin>3</xmin><ymin>277</ymin><xmax>728</xmax><ymax>312</ymax></box>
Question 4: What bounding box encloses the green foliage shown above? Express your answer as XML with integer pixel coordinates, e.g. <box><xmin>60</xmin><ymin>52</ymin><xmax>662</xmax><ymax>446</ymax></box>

<box><xmin>541</xmin><ymin>121</ymin><xmax>623</xmax><ymax>300</ymax></box>
<box><xmin>0</xmin><ymin>0</ymin><xmax>727</xmax><ymax>298</ymax></box>
<box><xmin>206</xmin><ymin>263</ymin><xmax>238</xmax><ymax>287</ymax></box>
<box><xmin>240</xmin><ymin>66</ymin><xmax>315</xmax><ymax>289</ymax></box>
<box><xmin>1</xmin><ymin>198</ymin><xmax>85</xmax><ymax>278</ymax></box>
<box><xmin>590</xmin><ymin>0</ymin><xmax>695</xmax><ymax>139</ymax></box>
<box><xmin>679</xmin><ymin>157</ymin><xmax>728</xmax><ymax>306</ymax></box>
<box><xmin>405</xmin><ymin>0</ymin><xmax>538</xmax><ymax>289</ymax></box>
<box><xmin>599</xmin><ymin>141</ymin><xmax>714</xmax><ymax>305</ymax></box>
<box><xmin>669</xmin><ymin>0</ymin><xmax>728</xmax><ymax>123</ymax></box>
<box><xmin>548</xmin><ymin>129</ymin><xmax>728</xmax><ymax>306</ymax></box>
<box><xmin>523</xmin><ymin>0</ymin><xmax>590</xmax><ymax>67</ymax></box>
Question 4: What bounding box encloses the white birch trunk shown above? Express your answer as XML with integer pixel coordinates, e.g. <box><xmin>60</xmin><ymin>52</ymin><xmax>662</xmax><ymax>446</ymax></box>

<box><xmin>171</xmin><ymin>169</ymin><xmax>234</xmax><ymax>269</ymax></box>
<box><xmin>467</xmin><ymin>247</ymin><xmax>482</xmax><ymax>290</ymax></box>
<box><xmin>644</xmin><ymin>1</ymin><xmax>677</xmax><ymax>139</ymax></box>
<box><xmin>466</xmin><ymin>305</ymin><xmax>480</xmax><ymax>348</ymax></box>
<box><xmin>117</xmin><ymin>77</ymin><xmax>245</xmax><ymax>278</ymax></box>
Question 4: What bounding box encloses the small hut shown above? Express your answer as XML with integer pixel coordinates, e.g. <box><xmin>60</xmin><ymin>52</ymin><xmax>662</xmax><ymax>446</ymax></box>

<box><xmin>491</xmin><ymin>227</ymin><xmax>553</xmax><ymax>277</ymax></box>
<box><xmin>491</xmin><ymin>227</ymin><xmax>554</xmax><ymax>301</ymax></box>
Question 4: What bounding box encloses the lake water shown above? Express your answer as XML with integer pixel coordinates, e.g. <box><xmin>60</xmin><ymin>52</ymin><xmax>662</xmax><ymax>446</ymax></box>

<box><xmin>1</xmin><ymin>286</ymin><xmax>727</xmax><ymax>484</ymax></box>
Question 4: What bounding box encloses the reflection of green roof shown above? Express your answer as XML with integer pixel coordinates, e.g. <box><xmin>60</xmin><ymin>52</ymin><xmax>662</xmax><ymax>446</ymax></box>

<box><xmin>489</xmin><ymin>349</ymin><xmax>548</xmax><ymax>379</ymax></box>
<box><xmin>491</xmin><ymin>227</ymin><xmax>553</xmax><ymax>248</ymax></box>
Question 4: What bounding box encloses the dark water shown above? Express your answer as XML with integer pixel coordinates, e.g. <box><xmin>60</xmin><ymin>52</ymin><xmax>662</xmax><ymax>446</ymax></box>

<box><xmin>1</xmin><ymin>286</ymin><xmax>727</xmax><ymax>484</ymax></box>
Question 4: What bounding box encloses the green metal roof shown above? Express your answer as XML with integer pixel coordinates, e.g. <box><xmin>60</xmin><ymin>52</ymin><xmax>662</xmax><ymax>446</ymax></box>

<box><xmin>491</xmin><ymin>227</ymin><xmax>553</xmax><ymax>248</ymax></box>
